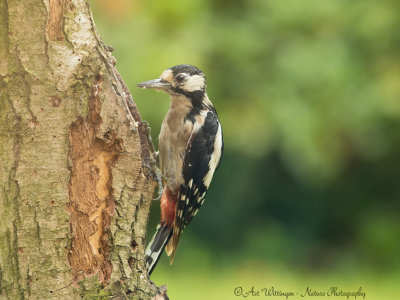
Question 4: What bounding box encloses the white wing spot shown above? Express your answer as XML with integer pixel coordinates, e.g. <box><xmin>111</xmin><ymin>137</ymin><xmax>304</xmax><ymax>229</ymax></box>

<box><xmin>203</xmin><ymin>123</ymin><xmax>222</xmax><ymax>188</ymax></box>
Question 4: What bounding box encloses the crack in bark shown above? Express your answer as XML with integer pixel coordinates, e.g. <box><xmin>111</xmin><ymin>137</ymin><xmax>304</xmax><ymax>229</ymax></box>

<box><xmin>12</xmin><ymin>223</ymin><xmax>23</xmax><ymax>299</ymax></box>
<box><xmin>25</xmin><ymin>266</ymin><xmax>31</xmax><ymax>297</ymax></box>
<box><xmin>1</xmin><ymin>0</ymin><xmax>10</xmax><ymax>56</ymax></box>
<box><xmin>3</xmin><ymin>88</ymin><xmax>24</xmax><ymax>298</ymax></box>
<box><xmin>52</xmin><ymin>282</ymin><xmax>73</xmax><ymax>293</ymax></box>
<box><xmin>33</xmin><ymin>210</ymin><xmax>42</xmax><ymax>249</ymax></box>
<box><xmin>117</xmin><ymin>253</ymin><xmax>127</xmax><ymax>280</ymax></box>
<box><xmin>0</xmin><ymin>265</ymin><xmax>2</xmax><ymax>294</ymax></box>
<box><xmin>8</xmin><ymin>97</ymin><xmax>22</xmax><ymax>223</ymax></box>
<box><xmin>42</xmin><ymin>15</ymin><xmax>53</xmax><ymax>78</ymax></box>
<box><xmin>13</xmin><ymin>45</ymin><xmax>38</xmax><ymax>128</ymax></box>
<box><xmin>47</xmin><ymin>0</ymin><xmax>67</xmax><ymax>41</ymax></box>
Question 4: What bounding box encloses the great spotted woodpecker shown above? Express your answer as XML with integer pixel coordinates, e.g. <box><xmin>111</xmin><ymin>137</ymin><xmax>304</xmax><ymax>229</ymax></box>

<box><xmin>137</xmin><ymin>65</ymin><xmax>223</xmax><ymax>275</ymax></box>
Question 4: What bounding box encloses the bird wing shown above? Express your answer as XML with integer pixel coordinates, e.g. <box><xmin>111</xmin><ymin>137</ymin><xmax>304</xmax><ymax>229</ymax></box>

<box><xmin>167</xmin><ymin>109</ymin><xmax>223</xmax><ymax>263</ymax></box>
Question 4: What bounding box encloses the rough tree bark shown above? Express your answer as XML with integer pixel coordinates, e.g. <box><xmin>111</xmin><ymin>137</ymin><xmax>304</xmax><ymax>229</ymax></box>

<box><xmin>0</xmin><ymin>0</ymin><xmax>165</xmax><ymax>299</ymax></box>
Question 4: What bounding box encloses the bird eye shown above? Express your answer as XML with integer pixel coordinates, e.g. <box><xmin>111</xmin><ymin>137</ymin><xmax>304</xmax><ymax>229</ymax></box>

<box><xmin>176</xmin><ymin>74</ymin><xmax>185</xmax><ymax>83</ymax></box>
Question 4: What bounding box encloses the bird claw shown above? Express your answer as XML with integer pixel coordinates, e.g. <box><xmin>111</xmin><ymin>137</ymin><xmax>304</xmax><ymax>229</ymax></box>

<box><xmin>140</xmin><ymin>120</ymin><xmax>163</xmax><ymax>200</ymax></box>
<box><xmin>141</xmin><ymin>121</ymin><xmax>160</xmax><ymax>167</ymax></box>
<box><xmin>152</xmin><ymin>194</ymin><xmax>162</xmax><ymax>202</ymax></box>
<box><xmin>152</xmin><ymin>170</ymin><xmax>164</xmax><ymax>201</ymax></box>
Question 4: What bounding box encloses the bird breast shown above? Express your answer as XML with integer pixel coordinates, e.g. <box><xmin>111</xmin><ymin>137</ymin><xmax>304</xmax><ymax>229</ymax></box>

<box><xmin>159</xmin><ymin>95</ymin><xmax>194</xmax><ymax>192</ymax></box>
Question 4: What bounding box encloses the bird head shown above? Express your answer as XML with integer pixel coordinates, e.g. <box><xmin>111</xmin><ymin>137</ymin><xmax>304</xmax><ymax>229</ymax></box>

<box><xmin>137</xmin><ymin>64</ymin><xmax>206</xmax><ymax>96</ymax></box>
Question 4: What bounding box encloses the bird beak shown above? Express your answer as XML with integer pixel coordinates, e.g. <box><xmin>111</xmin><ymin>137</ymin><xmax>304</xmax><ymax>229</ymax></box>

<box><xmin>137</xmin><ymin>78</ymin><xmax>171</xmax><ymax>92</ymax></box>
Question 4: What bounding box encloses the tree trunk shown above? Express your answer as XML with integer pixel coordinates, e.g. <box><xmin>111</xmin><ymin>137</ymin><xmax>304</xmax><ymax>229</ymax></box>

<box><xmin>0</xmin><ymin>0</ymin><xmax>163</xmax><ymax>298</ymax></box>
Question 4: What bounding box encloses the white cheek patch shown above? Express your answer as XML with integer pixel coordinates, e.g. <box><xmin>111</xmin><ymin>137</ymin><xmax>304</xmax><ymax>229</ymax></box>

<box><xmin>183</xmin><ymin>75</ymin><xmax>205</xmax><ymax>92</ymax></box>
<box><xmin>160</xmin><ymin>69</ymin><xmax>173</xmax><ymax>83</ymax></box>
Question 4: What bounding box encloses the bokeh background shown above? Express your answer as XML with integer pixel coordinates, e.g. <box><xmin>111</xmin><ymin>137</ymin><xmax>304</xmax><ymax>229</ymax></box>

<box><xmin>92</xmin><ymin>1</ymin><xmax>400</xmax><ymax>299</ymax></box>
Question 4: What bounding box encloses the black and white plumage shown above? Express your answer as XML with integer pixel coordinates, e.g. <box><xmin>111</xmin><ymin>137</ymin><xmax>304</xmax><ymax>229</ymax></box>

<box><xmin>137</xmin><ymin>65</ymin><xmax>223</xmax><ymax>275</ymax></box>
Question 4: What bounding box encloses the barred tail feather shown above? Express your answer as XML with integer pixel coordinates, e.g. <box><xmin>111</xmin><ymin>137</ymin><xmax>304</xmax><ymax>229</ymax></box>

<box><xmin>145</xmin><ymin>222</ymin><xmax>173</xmax><ymax>275</ymax></box>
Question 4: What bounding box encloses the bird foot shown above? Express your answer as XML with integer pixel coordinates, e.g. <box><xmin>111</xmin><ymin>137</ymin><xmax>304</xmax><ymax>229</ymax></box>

<box><xmin>140</xmin><ymin>120</ymin><xmax>163</xmax><ymax>201</ymax></box>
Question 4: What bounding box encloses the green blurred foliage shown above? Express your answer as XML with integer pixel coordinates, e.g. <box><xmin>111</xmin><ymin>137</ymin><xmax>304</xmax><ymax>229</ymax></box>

<box><xmin>92</xmin><ymin>0</ymin><xmax>400</xmax><ymax>298</ymax></box>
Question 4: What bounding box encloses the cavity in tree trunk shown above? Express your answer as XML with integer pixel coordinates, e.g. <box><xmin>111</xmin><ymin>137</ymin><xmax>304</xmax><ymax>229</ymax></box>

<box><xmin>0</xmin><ymin>0</ymin><xmax>165</xmax><ymax>298</ymax></box>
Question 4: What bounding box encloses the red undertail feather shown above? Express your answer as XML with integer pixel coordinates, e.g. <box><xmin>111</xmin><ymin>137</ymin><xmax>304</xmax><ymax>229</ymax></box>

<box><xmin>160</xmin><ymin>186</ymin><xmax>177</xmax><ymax>228</ymax></box>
